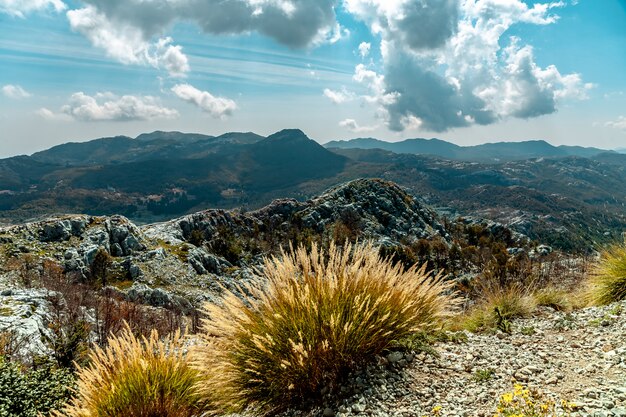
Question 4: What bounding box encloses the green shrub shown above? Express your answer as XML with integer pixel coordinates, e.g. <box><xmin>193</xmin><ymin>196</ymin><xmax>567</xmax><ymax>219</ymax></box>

<box><xmin>0</xmin><ymin>357</ymin><xmax>74</xmax><ymax>417</ymax></box>
<box><xmin>53</xmin><ymin>325</ymin><xmax>202</xmax><ymax>417</ymax></box>
<box><xmin>587</xmin><ymin>241</ymin><xmax>626</xmax><ymax>305</ymax></box>
<box><xmin>194</xmin><ymin>242</ymin><xmax>458</xmax><ymax>413</ymax></box>
<box><xmin>472</xmin><ymin>368</ymin><xmax>495</xmax><ymax>383</ymax></box>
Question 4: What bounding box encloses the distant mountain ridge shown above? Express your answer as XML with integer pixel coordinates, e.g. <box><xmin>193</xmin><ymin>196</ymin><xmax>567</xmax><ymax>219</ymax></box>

<box><xmin>324</xmin><ymin>137</ymin><xmax>612</xmax><ymax>162</ymax></box>
<box><xmin>0</xmin><ymin>129</ymin><xmax>625</xmax><ymax>252</ymax></box>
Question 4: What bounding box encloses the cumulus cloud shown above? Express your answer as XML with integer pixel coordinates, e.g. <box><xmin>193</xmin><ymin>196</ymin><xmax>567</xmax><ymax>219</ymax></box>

<box><xmin>323</xmin><ymin>87</ymin><xmax>355</xmax><ymax>104</ymax></box>
<box><xmin>67</xmin><ymin>6</ymin><xmax>189</xmax><ymax>77</ymax></box>
<box><xmin>346</xmin><ymin>0</ymin><xmax>590</xmax><ymax>132</ymax></box>
<box><xmin>2</xmin><ymin>84</ymin><xmax>31</xmax><ymax>99</ymax></box>
<box><xmin>0</xmin><ymin>0</ymin><xmax>65</xmax><ymax>17</ymax></box>
<box><xmin>345</xmin><ymin>0</ymin><xmax>460</xmax><ymax>51</ymax></box>
<box><xmin>50</xmin><ymin>92</ymin><xmax>179</xmax><ymax>121</ymax></box>
<box><xmin>74</xmin><ymin>0</ymin><xmax>338</xmax><ymax>49</ymax></box>
<box><xmin>171</xmin><ymin>84</ymin><xmax>237</xmax><ymax>119</ymax></box>
<box><xmin>606</xmin><ymin>116</ymin><xmax>626</xmax><ymax>131</ymax></box>
<box><xmin>358</xmin><ymin>41</ymin><xmax>371</xmax><ymax>58</ymax></box>
<box><xmin>339</xmin><ymin>118</ymin><xmax>378</xmax><ymax>133</ymax></box>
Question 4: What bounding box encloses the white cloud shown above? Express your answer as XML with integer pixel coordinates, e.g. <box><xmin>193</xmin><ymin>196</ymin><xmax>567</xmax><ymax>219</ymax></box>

<box><xmin>2</xmin><ymin>84</ymin><xmax>31</xmax><ymax>99</ymax></box>
<box><xmin>323</xmin><ymin>87</ymin><xmax>355</xmax><ymax>104</ymax></box>
<box><xmin>67</xmin><ymin>6</ymin><xmax>189</xmax><ymax>77</ymax></box>
<box><xmin>51</xmin><ymin>92</ymin><xmax>178</xmax><ymax>121</ymax></box>
<box><xmin>171</xmin><ymin>84</ymin><xmax>237</xmax><ymax>119</ymax></box>
<box><xmin>353</xmin><ymin>63</ymin><xmax>398</xmax><ymax>105</ymax></box>
<box><xmin>358</xmin><ymin>41</ymin><xmax>371</xmax><ymax>58</ymax></box>
<box><xmin>339</xmin><ymin>118</ymin><xmax>378</xmax><ymax>133</ymax></box>
<box><xmin>36</xmin><ymin>107</ymin><xmax>71</xmax><ymax>121</ymax></box>
<box><xmin>346</xmin><ymin>0</ymin><xmax>590</xmax><ymax>132</ymax></box>
<box><xmin>606</xmin><ymin>116</ymin><xmax>626</xmax><ymax>131</ymax></box>
<box><xmin>0</xmin><ymin>0</ymin><xmax>65</xmax><ymax>17</ymax></box>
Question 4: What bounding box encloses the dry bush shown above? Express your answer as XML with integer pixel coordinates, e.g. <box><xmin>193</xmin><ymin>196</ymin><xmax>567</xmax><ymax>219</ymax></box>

<box><xmin>193</xmin><ymin>241</ymin><xmax>458</xmax><ymax>413</ymax></box>
<box><xmin>586</xmin><ymin>240</ymin><xmax>626</xmax><ymax>305</ymax></box>
<box><xmin>38</xmin><ymin>259</ymin><xmax>189</xmax><ymax>349</ymax></box>
<box><xmin>53</xmin><ymin>325</ymin><xmax>202</xmax><ymax>417</ymax></box>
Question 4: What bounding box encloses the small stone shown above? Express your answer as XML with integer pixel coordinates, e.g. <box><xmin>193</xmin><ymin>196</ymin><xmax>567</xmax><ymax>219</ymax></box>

<box><xmin>387</xmin><ymin>351</ymin><xmax>404</xmax><ymax>364</ymax></box>
<box><xmin>323</xmin><ymin>407</ymin><xmax>335</xmax><ymax>417</ymax></box>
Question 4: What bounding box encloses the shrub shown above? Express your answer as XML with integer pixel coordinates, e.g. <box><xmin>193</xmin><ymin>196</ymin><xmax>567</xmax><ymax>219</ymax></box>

<box><xmin>53</xmin><ymin>325</ymin><xmax>202</xmax><ymax>417</ymax></box>
<box><xmin>587</xmin><ymin>241</ymin><xmax>626</xmax><ymax>305</ymax></box>
<box><xmin>194</xmin><ymin>242</ymin><xmax>458</xmax><ymax>413</ymax></box>
<box><xmin>0</xmin><ymin>357</ymin><xmax>74</xmax><ymax>417</ymax></box>
<box><xmin>90</xmin><ymin>248</ymin><xmax>112</xmax><ymax>288</ymax></box>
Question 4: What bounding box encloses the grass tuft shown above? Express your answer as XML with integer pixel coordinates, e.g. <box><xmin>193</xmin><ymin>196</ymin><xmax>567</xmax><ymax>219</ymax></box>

<box><xmin>460</xmin><ymin>283</ymin><xmax>535</xmax><ymax>333</ymax></box>
<box><xmin>193</xmin><ymin>241</ymin><xmax>458</xmax><ymax>413</ymax></box>
<box><xmin>533</xmin><ymin>287</ymin><xmax>573</xmax><ymax>312</ymax></box>
<box><xmin>587</xmin><ymin>241</ymin><xmax>626</xmax><ymax>305</ymax></box>
<box><xmin>53</xmin><ymin>324</ymin><xmax>202</xmax><ymax>417</ymax></box>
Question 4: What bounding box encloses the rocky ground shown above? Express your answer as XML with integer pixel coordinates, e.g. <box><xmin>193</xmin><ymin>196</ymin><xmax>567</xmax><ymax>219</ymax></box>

<box><xmin>285</xmin><ymin>300</ymin><xmax>626</xmax><ymax>417</ymax></box>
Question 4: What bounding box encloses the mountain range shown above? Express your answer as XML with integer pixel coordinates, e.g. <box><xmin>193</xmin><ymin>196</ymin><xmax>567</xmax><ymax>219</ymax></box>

<box><xmin>324</xmin><ymin>137</ymin><xmax>613</xmax><ymax>162</ymax></box>
<box><xmin>1</xmin><ymin>130</ymin><xmax>625</xmax><ymax>252</ymax></box>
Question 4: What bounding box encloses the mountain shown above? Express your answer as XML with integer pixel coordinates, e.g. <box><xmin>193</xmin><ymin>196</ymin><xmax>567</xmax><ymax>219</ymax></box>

<box><xmin>30</xmin><ymin>131</ymin><xmax>265</xmax><ymax>166</ymax></box>
<box><xmin>325</xmin><ymin>137</ymin><xmax>612</xmax><ymax>162</ymax></box>
<box><xmin>0</xmin><ymin>129</ymin><xmax>349</xmax><ymax>222</ymax></box>
<box><xmin>0</xmin><ymin>129</ymin><xmax>624</xmax><ymax>252</ymax></box>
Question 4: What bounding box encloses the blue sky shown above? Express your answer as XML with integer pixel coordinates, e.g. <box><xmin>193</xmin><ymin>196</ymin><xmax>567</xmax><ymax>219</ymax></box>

<box><xmin>0</xmin><ymin>0</ymin><xmax>625</xmax><ymax>157</ymax></box>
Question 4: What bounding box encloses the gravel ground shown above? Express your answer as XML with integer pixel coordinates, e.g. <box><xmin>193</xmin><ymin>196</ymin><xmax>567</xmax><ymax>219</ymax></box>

<box><xmin>279</xmin><ymin>299</ymin><xmax>626</xmax><ymax>417</ymax></box>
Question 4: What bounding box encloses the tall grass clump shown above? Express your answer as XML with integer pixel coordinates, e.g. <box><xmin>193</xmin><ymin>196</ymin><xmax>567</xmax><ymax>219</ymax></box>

<box><xmin>194</xmin><ymin>241</ymin><xmax>458</xmax><ymax>413</ymax></box>
<box><xmin>53</xmin><ymin>325</ymin><xmax>202</xmax><ymax>417</ymax></box>
<box><xmin>460</xmin><ymin>282</ymin><xmax>535</xmax><ymax>333</ymax></box>
<box><xmin>587</xmin><ymin>240</ymin><xmax>626</xmax><ymax>305</ymax></box>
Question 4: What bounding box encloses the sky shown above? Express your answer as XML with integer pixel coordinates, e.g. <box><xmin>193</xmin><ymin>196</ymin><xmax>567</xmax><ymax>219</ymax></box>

<box><xmin>0</xmin><ymin>0</ymin><xmax>625</xmax><ymax>157</ymax></box>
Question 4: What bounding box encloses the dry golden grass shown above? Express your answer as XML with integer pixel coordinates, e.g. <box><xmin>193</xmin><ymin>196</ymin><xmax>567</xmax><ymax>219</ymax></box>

<box><xmin>459</xmin><ymin>282</ymin><xmax>536</xmax><ymax>333</ymax></box>
<box><xmin>193</xmin><ymin>241</ymin><xmax>458</xmax><ymax>413</ymax></box>
<box><xmin>53</xmin><ymin>324</ymin><xmax>202</xmax><ymax>417</ymax></box>
<box><xmin>586</xmin><ymin>241</ymin><xmax>626</xmax><ymax>305</ymax></box>
<box><xmin>533</xmin><ymin>286</ymin><xmax>573</xmax><ymax>312</ymax></box>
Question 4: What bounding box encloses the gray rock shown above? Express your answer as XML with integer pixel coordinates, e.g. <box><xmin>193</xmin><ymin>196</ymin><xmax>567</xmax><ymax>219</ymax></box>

<box><xmin>40</xmin><ymin>220</ymin><xmax>72</xmax><ymax>242</ymax></box>
<box><xmin>126</xmin><ymin>283</ymin><xmax>172</xmax><ymax>308</ymax></box>
<box><xmin>110</xmin><ymin>243</ymin><xmax>124</xmax><ymax>257</ymax></box>
<box><xmin>387</xmin><ymin>351</ymin><xmax>404</xmax><ymax>364</ymax></box>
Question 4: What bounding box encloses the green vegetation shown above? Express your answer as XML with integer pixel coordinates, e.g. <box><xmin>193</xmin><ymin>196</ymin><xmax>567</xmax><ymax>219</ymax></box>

<box><xmin>586</xmin><ymin>240</ymin><xmax>626</xmax><ymax>305</ymax></box>
<box><xmin>472</xmin><ymin>368</ymin><xmax>495</xmax><ymax>383</ymax></box>
<box><xmin>54</xmin><ymin>326</ymin><xmax>201</xmax><ymax>417</ymax></box>
<box><xmin>193</xmin><ymin>242</ymin><xmax>458</xmax><ymax>413</ymax></box>
<box><xmin>157</xmin><ymin>239</ymin><xmax>191</xmax><ymax>262</ymax></box>
<box><xmin>0</xmin><ymin>357</ymin><xmax>74</xmax><ymax>417</ymax></box>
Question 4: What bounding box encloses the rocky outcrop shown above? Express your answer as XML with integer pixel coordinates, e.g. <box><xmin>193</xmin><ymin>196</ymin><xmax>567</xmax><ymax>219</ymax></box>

<box><xmin>296</xmin><ymin>179</ymin><xmax>447</xmax><ymax>243</ymax></box>
<box><xmin>144</xmin><ymin>178</ymin><xmax>448</xmax><ymax>249</ymax></box>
